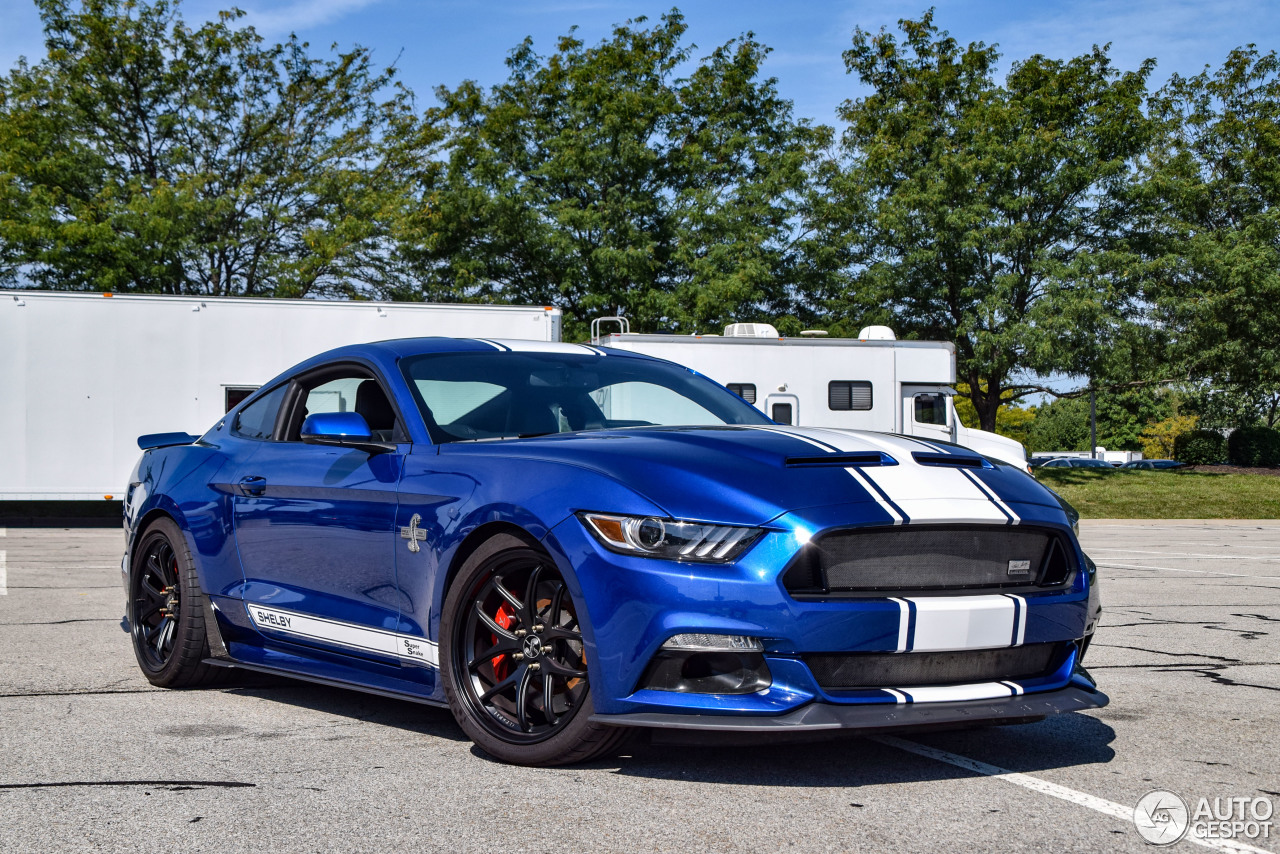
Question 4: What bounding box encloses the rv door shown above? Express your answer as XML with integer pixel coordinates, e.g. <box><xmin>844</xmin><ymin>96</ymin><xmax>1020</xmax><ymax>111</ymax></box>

<box><xmin>902</xmin><ymin>385</ymin><xmax>951</xmax><ymax>442</ymax></box>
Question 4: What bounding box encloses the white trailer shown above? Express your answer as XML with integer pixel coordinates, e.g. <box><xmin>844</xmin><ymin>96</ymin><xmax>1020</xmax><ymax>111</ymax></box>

<box><xmin>595</xmin><ymin>320</ymin><xmax>1029</xmax><ymax>469</ymax></box>
<box><xmin>1</xmin><ymin>290</ymin><xmax>562</xmax><ymax>500</ymax></box>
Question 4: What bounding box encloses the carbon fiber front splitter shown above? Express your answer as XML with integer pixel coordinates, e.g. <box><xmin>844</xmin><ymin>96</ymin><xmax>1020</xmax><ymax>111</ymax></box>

<box><xmin>590</xmin><ymin>675</ymin><xmax>1107</xmax><ymax>732</ymax></box>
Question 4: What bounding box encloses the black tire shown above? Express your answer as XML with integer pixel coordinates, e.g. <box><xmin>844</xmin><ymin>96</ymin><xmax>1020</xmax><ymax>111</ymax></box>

<box><xmin>128</xmin><ymin>517</ymin><xmax>223</xmax><ymax>688</ymax></box>
<box><xmin>440</xmin><ymin>534</ymin><xmax>630</xmax><ymax>766</ymax></box>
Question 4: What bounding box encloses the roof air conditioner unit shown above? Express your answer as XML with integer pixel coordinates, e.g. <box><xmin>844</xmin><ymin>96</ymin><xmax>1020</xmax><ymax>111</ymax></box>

<box><xmin>724</xmin><ymin>322</ymin><xmax>780</xmax><ymax>338</ymax></box>
<box><xmin>857</xmin><ymin>325</ymin><xmax>896</xmax><ymax>341</ymax></box>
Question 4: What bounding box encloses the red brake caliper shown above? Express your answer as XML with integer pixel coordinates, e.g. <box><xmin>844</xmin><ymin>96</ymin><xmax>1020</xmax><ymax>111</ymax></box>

<box><xmin>491</xmin><ymin>603</ymin><xmax>514</xmax><ymax>680</ymax></box>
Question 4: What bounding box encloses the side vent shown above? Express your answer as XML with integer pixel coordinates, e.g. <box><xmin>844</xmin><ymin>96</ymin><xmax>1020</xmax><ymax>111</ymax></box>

<box><xmin>911</xmin><ymin>451</ymin><xmax>991</xmax><ymax>469</ymax></box>
<box><xmin>1040</xmin><ymin>538</ymin><xmax>1072</xmax><ymax>586</ymax></box>
<box><xmin>785</xmin><ymin>452</ymin><xmax>897</xmax><ymax>468</ymax></box>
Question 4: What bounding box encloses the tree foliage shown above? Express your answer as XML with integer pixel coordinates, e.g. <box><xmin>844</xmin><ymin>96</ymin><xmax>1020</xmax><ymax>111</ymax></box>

<box><xmin>822</xmin><ymin>11</ymin><xmax>1154</xmax><ymax>430</ymax></box>
<box><xmin>0</xmin><ymin>0</ymin><xmax>413</xmax><ymax>296</ymax></box>
<box><xmin>1144</xmin><ymin>47</ymin><xmax>1280</xmax><ymax>428</ymax></box>
<box><xmin>392</xmin><ymin>12</ymin><xmax>827</xmax><ymax>338</ymax></box>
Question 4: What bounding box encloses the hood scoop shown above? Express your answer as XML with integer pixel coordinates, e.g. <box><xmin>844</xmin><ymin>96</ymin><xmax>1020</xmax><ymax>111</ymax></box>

<box><xmin>912</xmin><ymin>451</ymin><xmax>992</xmax><ymax>469</ymax></box>
<box><xmin>785</xmin><ymin>452</ymin><xmax>898</xmax><ymax>468</ymax></box>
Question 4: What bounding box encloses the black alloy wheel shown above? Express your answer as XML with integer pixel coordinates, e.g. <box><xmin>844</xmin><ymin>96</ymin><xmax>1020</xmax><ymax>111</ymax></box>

<box><xmin>131</xmin><ymin>533</ymin><xmax>181</xmax><ymax>670</ymax></box>
<box><xmin>441</xmin><ymin>534</ymin><xmax>630</xmax><ymax>766</ymax></box>
<box><xmin>128</xmin><ymin>518</ymin><xmax>221</xmax><ymax>688</ymax></box>
<box><xmin>458</xmin><ymin>551</ymin><xmax>587</xmax><ymax>739</ymax></box>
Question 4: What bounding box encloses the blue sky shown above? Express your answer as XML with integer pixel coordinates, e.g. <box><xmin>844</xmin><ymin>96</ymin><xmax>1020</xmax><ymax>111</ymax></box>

<box><xmin>2</xmin><ymin>0</ymin><xmax>1279</xmax><ymax>126</ymax></box>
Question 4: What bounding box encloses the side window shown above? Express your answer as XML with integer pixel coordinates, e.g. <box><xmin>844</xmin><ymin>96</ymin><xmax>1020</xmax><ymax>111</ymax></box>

<box><xmin>286</xmin><ymin>371</ymin><xmax>403</xmax><ymax>442</ymax></box>
<box><xmin>727</xmin><ymin>383</ymin><xmax>757</xmax><ymax>404</ymax></box>
<box><xmin>771</xmin><ymin>402</ymin><xmax>793</xmax><ymax>424</ymax></box>
<box><xmin>914</xmin><ymin>393</ymin><xmax>948</xmax><ymax>426</ymax></box>
<box><xmin>232</xmin><ymin>385</ymin><xmax>287</xmax><ymax>440</ymax></box>
<box><xmin>829</xmin><ymin>381</ymin><xmax>873</xmax><ymax>411</ymax></box>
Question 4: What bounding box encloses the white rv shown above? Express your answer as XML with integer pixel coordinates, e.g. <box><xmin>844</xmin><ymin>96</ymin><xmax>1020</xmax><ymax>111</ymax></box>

<box><xmin>595</xmin><ymin>320</ymin><xmax>1029</xmax><ymax>469</ymax></box>
<box><xmin>1</xmin><ymin>291</ymin><xmax>562</xmax><ymax>500</ymax></box>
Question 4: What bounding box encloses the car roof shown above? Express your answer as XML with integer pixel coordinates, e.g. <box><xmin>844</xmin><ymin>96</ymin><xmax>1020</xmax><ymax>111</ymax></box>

<box><xmin>282</xmin><ymin>337</ymin><xmax>660</xmax><ymax>376</ymax></box>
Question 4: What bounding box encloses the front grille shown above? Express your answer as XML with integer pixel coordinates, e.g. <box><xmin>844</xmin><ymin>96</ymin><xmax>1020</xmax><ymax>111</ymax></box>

<box><xmin>805</xmin><ymin>642</ymin><xmax>1064</xmax><ymax>691</ymax></box>
<box><xmin>783</xmin><ymin>524</ymin><xmax>1074</xmax><ymax>595</ymax></box>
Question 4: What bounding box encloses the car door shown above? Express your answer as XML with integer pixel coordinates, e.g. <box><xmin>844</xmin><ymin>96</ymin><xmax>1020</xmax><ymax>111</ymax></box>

<box><xmin>232</xmin><ymin>363</ymin><xmax>409</xmax><ymax>664</ymax></box>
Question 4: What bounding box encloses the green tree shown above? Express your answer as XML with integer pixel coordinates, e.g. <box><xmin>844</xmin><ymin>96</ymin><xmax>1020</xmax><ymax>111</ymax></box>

<box><xmin>0</xmin><ymin>0</ymin><xmax>413</xmax><ymax>296</ymax></box>
<box><xmin>1144</xmin><ymin>47</ymin><xmax>1280</xmax><ymax>428</ymax></box>
<box><xmin>394</xmin><ymin>12</ymin><xmax>827</xmax><ymax>339</ymax></box>
<box><xmin>820</xmin><ymin>11</ymin><xmax>1154</xmax><ymax>431</ymax></box>
<box><xmin>1026</xmin><ymin>387</ymin><xmax>1174</xmax><ymax>453</ymax></box>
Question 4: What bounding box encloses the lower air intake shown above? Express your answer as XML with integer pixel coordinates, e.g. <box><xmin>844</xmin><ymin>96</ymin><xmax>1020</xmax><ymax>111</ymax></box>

<box><xmin>805</xmin><ymin>643</ymin><xmax>1064</xmax><ymax>691</ymax></box>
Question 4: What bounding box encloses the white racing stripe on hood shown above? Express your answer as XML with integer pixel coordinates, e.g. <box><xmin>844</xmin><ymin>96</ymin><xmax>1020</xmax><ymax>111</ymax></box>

<box><xmin>747</xmin><ymin>425</ymin><xmax>1013</xmax><ymax>524</ymax></box>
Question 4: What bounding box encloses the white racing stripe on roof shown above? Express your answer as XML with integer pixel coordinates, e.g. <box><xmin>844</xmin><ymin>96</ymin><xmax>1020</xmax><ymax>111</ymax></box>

<box><xmin>485</xmin><ymin>339</ymin><xmax>603</xmax><ymax>355</ymax></box>
<box><xmin>472</xmin><ymin>338</ymin><xmax>509</xmax><ymax>351</ymax></box>
<box><xmin>871</xmin><ymin>736</ymin><xmax>1273</xmax><ymax>854</ymax></box>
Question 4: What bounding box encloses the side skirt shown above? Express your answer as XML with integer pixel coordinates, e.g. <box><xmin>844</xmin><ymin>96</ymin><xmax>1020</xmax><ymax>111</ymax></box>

<box><xmin>203</xmin><ymin>658</ymin><xmax>450</xmax><ymax>709</ymax></box>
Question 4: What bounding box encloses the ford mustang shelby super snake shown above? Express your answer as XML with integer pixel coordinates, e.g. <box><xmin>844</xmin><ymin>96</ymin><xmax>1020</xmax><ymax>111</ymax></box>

<box><xmin>122</xmin><ymin>338</ymin><xmax>1106</xmax><ymax>765</ymax></box>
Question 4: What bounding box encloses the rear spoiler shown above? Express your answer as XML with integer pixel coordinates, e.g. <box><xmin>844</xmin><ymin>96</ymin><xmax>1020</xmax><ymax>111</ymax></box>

<box><xmin>137</xmin><ymin>432</ymin><xmax>199</xmax><ymax>450</ymax></box>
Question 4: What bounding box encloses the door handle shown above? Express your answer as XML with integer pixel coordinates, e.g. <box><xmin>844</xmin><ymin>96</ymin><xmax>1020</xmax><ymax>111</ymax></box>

<box><xmin>237</xmin><ymin>475</ymin><xmax>267</xmax><ymax>497</ymax></box>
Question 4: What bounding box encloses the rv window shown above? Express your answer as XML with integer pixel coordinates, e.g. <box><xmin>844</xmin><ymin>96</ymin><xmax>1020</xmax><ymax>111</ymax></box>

<box><xmin>232</xmin><ymin>385</ymin><xmax>287</xmax><ymax>441</ymax></box>
<box><xmin>727</xmin><ymin>383</ymin><xmax>757</xmax><ymax>404</ymax></box>
<box><xmin>771</xmin><ymin>402</ymin><xmax>793</xmax><ymax>424</ymax></box>
<box><xmin>914</xmin><ymin>393</ymin><xmax>948</xmax><ymax>426</ymax></box>
<box><xmin>828</xmin><ymin>381</ymin><xmax>873</xmax><ymax>411</ymax></box>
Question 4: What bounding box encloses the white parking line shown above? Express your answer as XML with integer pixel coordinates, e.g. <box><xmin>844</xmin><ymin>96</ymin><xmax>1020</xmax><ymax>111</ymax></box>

<box><xmin>872</xmin><ymin>735</ymin><xmax>1273</xmax><ymax>854</ymax></box>
<box><xmin>1098</xmin><ymin>561</ymin><xmax>1280</xmax><ymax>580</ymax></box>
<box><xmin>1090</xmin><ymin>549</ymin><xmax>1280</xmax><ymax>562</ymax></box>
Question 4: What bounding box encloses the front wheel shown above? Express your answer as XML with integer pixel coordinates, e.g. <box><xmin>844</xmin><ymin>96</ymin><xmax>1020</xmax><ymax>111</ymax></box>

<box><xmin>440</xmin><ymin>534</ymin><xmax>629</xmax><ymax>766</ymax></box>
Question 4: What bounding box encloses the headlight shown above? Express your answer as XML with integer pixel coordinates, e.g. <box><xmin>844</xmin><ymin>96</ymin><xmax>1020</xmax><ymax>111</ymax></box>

<box><xmin>578</xmin><ymin>512</ymin><xmax>763</xmax><ymax>563</ymax></box>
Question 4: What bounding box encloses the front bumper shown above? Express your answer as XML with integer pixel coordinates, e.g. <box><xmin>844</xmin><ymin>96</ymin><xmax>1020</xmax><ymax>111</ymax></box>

<box><xmin>546</xmin><ymin>502</ymin><xmax>1099</xmax><ymax>718</ymax></box>
<box><xmin>591</xmin><ymin>671</ymin><xmax>1107</xmax><ymax>731</ymax></box>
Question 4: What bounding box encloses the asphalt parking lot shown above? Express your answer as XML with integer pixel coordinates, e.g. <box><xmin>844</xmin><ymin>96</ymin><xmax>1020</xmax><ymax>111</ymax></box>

<box><xmin>1</xmin><ymin>520</ymin><xmax>1277</xmax><ymax>853</ymax></box>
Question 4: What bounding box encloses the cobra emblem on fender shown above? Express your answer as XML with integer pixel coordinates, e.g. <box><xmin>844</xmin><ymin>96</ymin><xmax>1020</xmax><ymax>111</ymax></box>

<box><xmin>399</xmin><ymin>513</ymin><xmax>427</xmax><ymax>553</ymax></box>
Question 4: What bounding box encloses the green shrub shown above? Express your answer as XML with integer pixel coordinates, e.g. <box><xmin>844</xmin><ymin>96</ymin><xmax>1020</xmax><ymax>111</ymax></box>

<box><xmin>1227</xmin><ymin>426</ymin><xmax>1280</xmax><ymax>467</ymax></box>
<box><xmin>1174</xmin><ymin>429</ymin><xmax>1227</xmax><ymax>465</ymax></box>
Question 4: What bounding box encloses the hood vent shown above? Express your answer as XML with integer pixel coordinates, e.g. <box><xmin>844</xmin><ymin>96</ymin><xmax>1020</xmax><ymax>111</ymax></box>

<box><xmin>911</xmin><ymin>451</ymin><xmax>992</xmax><ymax>469</ymax></box>
<box><xmin>785</xmin><ymin>452</ymin><xmax>897</xmax><ymax>468</ymax></box>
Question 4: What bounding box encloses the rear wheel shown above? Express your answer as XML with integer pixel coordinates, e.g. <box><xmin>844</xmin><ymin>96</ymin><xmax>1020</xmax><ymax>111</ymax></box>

<box><xmin>440</xmin><ymin>534</ymin><xmax>629</xmax><ymax>766</ymax></box>
<box><xmin>128</xmin><ymin>518</ymin><xmax>222</xmax><ymax>688</ymax></box>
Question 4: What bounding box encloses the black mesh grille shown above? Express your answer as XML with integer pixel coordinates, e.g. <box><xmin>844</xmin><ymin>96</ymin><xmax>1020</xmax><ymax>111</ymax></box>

<box><xmin>783</xmin><ymin>525</ymin><xmax>1075</xmax><ymax>595</ymax></box>
<box><xmin>805</xmin><ymin>643</ymin><xmax>1063</xmax><ymax>690</ymax></box>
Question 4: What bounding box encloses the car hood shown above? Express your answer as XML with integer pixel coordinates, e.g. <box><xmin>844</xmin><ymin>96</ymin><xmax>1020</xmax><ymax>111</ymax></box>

<box><xmin>440</xmin><ymin>425</ymin><xmax>1067</xmax><ymax>528</ymax></box>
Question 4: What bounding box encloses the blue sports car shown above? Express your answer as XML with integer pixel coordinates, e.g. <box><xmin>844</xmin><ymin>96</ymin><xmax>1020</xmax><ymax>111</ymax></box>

<box><xmin>122</xmin><ymin>338</ymin><xmax>1106</xmax><ymax>765</ymax></box>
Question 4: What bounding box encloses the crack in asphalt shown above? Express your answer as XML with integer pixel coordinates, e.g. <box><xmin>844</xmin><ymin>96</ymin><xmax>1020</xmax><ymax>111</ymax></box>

<box><xmin>1235</xmin><ymin>612</ymin><xmax>1280</xmax><ymax>623</ymax></box>
<box><xmin>1093</xmin><ymin>644</ymin><xmax>1244</xmax><ymax>663</ymax></box>
<box><xmin>0</xmin><ymin>689</ymin><xmax>162</xmax><ymax>698</ymax></box>
<box><xmin>0</xmin><ymin>780</ymin><xmax>255</xmax><ymax>791</ymax></box>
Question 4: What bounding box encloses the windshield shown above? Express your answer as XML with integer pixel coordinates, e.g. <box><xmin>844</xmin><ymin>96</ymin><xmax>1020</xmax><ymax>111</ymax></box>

<box><xmin>400</xmin><ymin>350</ymin><xmax>771</xmax><ymax>443</ymax></box>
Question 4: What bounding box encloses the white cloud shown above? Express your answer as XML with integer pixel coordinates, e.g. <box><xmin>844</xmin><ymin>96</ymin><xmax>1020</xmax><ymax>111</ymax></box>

<box><xmin>232</xmin><ymin>0</ymin><xmax>385</xmax><ymax>38</ymax></box>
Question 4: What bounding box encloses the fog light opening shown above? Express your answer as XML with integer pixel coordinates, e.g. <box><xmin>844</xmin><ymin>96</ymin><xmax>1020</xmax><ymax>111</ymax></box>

<box><xmin>639</xmin><ymin>642</ymin><xmax>772</xmax><ymax>695</ymax></box>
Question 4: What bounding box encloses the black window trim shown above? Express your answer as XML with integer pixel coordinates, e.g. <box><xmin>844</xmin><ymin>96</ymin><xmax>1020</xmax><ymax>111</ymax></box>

<box><xmin>276</xmin><ymin>360</ymin><xmax>410</xmax><ymax>444</ymax></box>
